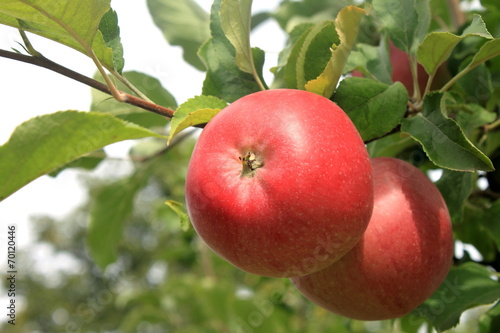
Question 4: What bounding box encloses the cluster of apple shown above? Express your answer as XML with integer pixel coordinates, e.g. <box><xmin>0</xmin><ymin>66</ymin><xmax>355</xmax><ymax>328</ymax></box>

<box><xmin>185</xmin><ymin>89</ymin><xmax>454</xmax><ymax>320</ymax></box>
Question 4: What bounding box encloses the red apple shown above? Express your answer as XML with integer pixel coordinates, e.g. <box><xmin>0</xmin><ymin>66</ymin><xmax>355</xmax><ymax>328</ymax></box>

<box><xmin>291</xmin><ymin>157</ymin><xmax>454</xmax><ymax>320</ymax></box>
<box><xmin>185</xmin><ymin>89</ymin><xmax>374</xmax><ymax>278</ymax></box>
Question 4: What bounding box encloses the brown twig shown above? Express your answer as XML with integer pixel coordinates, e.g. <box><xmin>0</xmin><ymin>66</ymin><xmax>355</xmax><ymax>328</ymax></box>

<box><xmin>0</xmin><ymin>49</ymin><xmax>175</xmax><ymax>118</ymax></box>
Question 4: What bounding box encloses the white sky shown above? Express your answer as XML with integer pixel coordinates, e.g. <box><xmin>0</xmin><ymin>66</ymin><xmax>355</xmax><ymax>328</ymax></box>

<box><xmin>0</xmin><ymin>0</ymin><xmax>285</xmax><ymax>247</ymax></box>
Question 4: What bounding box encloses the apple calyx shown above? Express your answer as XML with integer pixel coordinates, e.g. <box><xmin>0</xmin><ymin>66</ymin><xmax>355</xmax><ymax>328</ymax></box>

<box><xmin>240</xmin><ymin>152</ymin><xmax>263</xmax><ymax>177</ymax></box>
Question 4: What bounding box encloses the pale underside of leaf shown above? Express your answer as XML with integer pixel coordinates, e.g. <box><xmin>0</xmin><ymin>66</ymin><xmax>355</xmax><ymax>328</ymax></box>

<box><xmin>220</xmin><ymin>0</ymin><xmax>253</xmax><ymax>73</ymax></box>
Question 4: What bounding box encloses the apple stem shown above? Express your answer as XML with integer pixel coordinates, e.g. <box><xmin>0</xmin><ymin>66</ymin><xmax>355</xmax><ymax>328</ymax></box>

<box><xmin>240</xmin><ymin>152</ymin><xmax>264</xmax><ymax>177</ymax></box>
<box><xmin>409</xmin><ymin>54</ymin><xmax>422</xmax><ymax>102</ymax></box>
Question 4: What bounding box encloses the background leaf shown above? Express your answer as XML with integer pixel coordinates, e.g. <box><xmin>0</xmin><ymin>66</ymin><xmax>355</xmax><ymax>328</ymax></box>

<box><xmin>0</xmin><ymin>111</ymin><xmax>163</xmax><ymax>201</ymax></box>
<box><xmin>48</xmin><ymin>151</ymin><xmax>106</xmax><ymax>177</ymax></box>
<box><xmin>372</xmin><ymin>0</ymin><xmax>430</xmax><ymax>52</ymax></box>
<box><xmin>87</xmin><ymin>169</ymin><xmax>150</xmax><ymax>269</ymax></box>
<box><xmin>345</xmin><ymin>40</ymin><xmax>392</xmax><ymax>84</ymax></box>
<box><xmin>435</xmin><ymin>169</ymin><xmax>474</xmax><ymax>224</ymax></box>
<box><xmin>147</xmin><ymin>0</ymin><xmax>210</xmax><ymax>71</ymax></box>
<box><xmin>480</xmin><ymin>201</ymin><xmax>500</xmax><ymax>253</ymax></box>
<box><xmin>333</xmin><ymin>77</ymin><xmax>407</xmax><ymax>141</ymax></box>
<box><xmin>273</xmin><ymin>0</ymin><xmax>353</xmax><ymax>32</ymax></box>
<box><xmin>413</xmin><ymin>262</ymin><xmax>500</xmax><ymax>331</ymax></box>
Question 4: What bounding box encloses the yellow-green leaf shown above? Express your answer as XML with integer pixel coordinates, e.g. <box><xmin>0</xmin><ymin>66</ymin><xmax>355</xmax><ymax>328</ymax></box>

<box><xmin>305</xmin><ymin>5</ymin><xmax>365</xmax><ymax>98</ymax></box>
<box><xmin>165</xmin><ymin>200</ymin><xmax>191</xmax><ymax>232</ymax></box>
<box><xmin>168</xmin><ymin>95</ymin><xmax>228</xmax><ymax>144</ymax></box>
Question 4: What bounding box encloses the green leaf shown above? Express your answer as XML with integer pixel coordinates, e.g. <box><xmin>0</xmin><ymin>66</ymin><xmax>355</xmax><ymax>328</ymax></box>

<box><xmin>455</xmin><ymin>63</ymin><xmax>493</xmax><ymax>107</ymax></box>
<box><xmin>366</xmin><ymin>133</ymin><xmax>416</xmax><ymax>158</ymax></box>
<box><xmin>461</xmin><ymin>13</ymin><xmax>493</xmax><ymax>37</ymax></box>
<box><xmin>0</xmin><ymin>0</ymin><xmax>118</xmax><ymax>71</ymax></box>
<box><xmin>284</xmin><ymin>20</ymin><xmax>339</xmax><ymax>90</ymax></box>
<box><xmin>398</xmin><ymin>313</ymin><xmax>426</xmax><ymax>333</ymax></box>
<box><xmin>219</xmin><ymin>0</ymin><xmax>266</xmax><ymax>90</ymax></box>
<box><xmin>146</xmin><ymin>0</ymin><xmax>210</xmax><ymax>71</ymax></box>
<box><xmin>486</xmin><ymin>131</ymin><xmax>500</xmax><ymax>156</ymax></box>
<box><xmin>283</xmin><ymin>24</ymin><xmax>314</xmax><ymax>89</ymax></box>
<box><xmin>168</xmin><ymin>95</ymin><xmax>227</xmax><ymax>144</ymax></box>
<box><xmin>441</xmin><ymin>37</ymin><xmax>500</xmax><ymax>92</ymax></box>
<box><xmin>465</xmin><ymin>38</ymin><xmax>500</xmax><ymax>71</ymax></box>
<box><xmin>165</xmin><ymin>200</ymin><xmax>191</xmax><ymax>232</ymax></box>
<box><xmin>435</xmin><ymin>169</ymin><xmax>474</xmax><ymax>224</ymax></box>
<box><xmin>305</xmin><ymin>6</ymin><xmax>365</xmax><ymax>98</ymax></box>
<box><xmin>417</xmin><ymin>15</ymin><xmax>493</xmax><ymax>76</ymax></box>
<box><xmin>401</xmin><ymin>93</ymin><xmax>494</xmax><ymax>172</ymax></box>
<box><xmin>273</xmin><ymin>0</ymin><xmax>353</xmax><ymax>32</ymax></box>
<box><xmin>480</xmin><ymin>301</ymin><xmax>500</xmax><ymax>333</ymax></box>
<box><xmin>346</xmin><ymin>40</ymin><xmax>392</xmax><ymax>84</ymax></box>
<box><xmin>271</xmin><ymin>22</ymin><xmax>314</xmax><ymax>86</ymax></box>
<box><xmin>88</xmin><ymin>171</ymin><xmax>149</xmax><ymax>269</ymax></box>
<box><xmin>454</xmin><ymin>204</ymin><xmax>498</xmax><ymax>262</ymax></box>
<box><xmin>198</xmin><ymin>0</ymin><xmax>264</xmax><ymax>102</ymax></box>
<box><xmin>220</xmin><ymin>0</ymin><xmax>253</xmax><ymax>73</ymax></box>
<box><xmin>333</xmin><ymin>77</ymin><xmax>408</xmax><ymax>142</ymax></box>
<box><xmin>0</xmin><ymin>111</ymin><xmax>164</xmax><ymax>201</ymax></box>
<box><xmin>98</xmin><ymin>9</ymin><xmax>124</xmax><ymax>73</ymax></box>
<box><xmin>413</xmin><ymin>262</ymin><xmax>500</xmax><ymax>331</ymax></box>
<box><xmin>372</xmin><ymin>0</ymin><xmax>430</xmax><ymax>52</ymax></box>
<box><xmin>456</xmin><ymin>104</ymin><xmax>496</xmax><ymax>136</ymax></box>
<box><xmin>480</xmin><ymin>201</ymin><xmax>500</xmax><ymax>253</ymax></box>
<box><xmin>91</xmin><ymin>71</ymin><xmax>177</xmax><ymax>128</ymax></box>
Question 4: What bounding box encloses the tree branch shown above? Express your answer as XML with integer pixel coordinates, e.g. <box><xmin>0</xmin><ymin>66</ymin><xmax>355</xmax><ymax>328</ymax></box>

<box><xmin>0</xmin><ymin>49</ymin><xmax>175</xmax><ymax>118</ymax></box>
